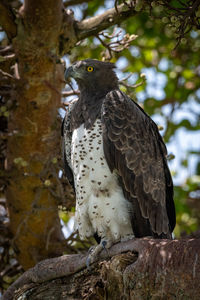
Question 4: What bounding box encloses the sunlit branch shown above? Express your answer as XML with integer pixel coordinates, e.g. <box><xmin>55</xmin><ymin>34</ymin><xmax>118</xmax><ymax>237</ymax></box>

<box><xmin>0</xmin><ymin>45</ymin><xmax>13</xmax><ymax>55</ymax></box>
<box><xmin>75</xmin><ymin>1</ymin><xmax>137</xmax><ymax>41</ymax></box>
<box><xmin>96</xmin><ymin>28</ymin><xmax>137</xmax><ymax>60</ymax></box>
<box><xmin>119</xmin><ymin>73</ymin><xmax>146</xmax><ymax>90</ymax></box>
<box><xmin>62</xmin><ymin>90</ymin><xmax>80</xmax><ymax>97</ymax></box>
<box><xmin>0</xmin><ymin>69</ymin><xmax>14</xmax><ymax>79</ymax></box>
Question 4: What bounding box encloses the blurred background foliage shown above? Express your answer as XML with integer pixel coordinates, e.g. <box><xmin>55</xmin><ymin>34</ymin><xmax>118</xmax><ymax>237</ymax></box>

<box><xmin>62</xmin><ymin>0</ymin><xmax>200</xmax><ymax>238</ymax></box>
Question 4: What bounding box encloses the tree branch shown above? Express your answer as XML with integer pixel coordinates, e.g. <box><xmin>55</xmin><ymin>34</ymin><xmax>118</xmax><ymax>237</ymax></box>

<box><xmin>0</xmin><ymin>0</ymin><xmax>17</xmax><ymax>40</ymax></box>
<box><xmin>75</xmin><ymin>1</ymin><xmax>138</xmax><ymax>41</ymax></box>
<box><xmin>62</xmin><ymin>90</ymin><xmax>80</xmax><ymax>97</ymax></box>
<box><xmin>3</xmin><ymin>238</ymin><xmax>200</xmax><ymax>300</ymax></box>
<box><xmin>5</xmin><ymin>0</ymin><xmax>66</xmax><ymax>270</ymax></box>
<box><xmin>0</xmin><ymin>53</ymin><xmax>16</xmax><ymax>74</ymax></box>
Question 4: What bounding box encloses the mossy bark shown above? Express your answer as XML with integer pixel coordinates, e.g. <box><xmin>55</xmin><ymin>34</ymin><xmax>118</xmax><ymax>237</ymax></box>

<box><xmin>6</xmin><ymin>0</ymin><xmax>65</xmax><ymax>269</ymax></box>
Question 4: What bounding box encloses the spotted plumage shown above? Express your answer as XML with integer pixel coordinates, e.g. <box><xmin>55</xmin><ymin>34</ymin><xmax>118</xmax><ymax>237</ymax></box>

<box><xmin>63</xmin><ymin>118</ymin><xmax>133</xmax><ymax>243</ymax></box>
<box><xmin>62</xmin><ymin>59</ymin><xmax>176</xmax><ymax>257</ymax></box>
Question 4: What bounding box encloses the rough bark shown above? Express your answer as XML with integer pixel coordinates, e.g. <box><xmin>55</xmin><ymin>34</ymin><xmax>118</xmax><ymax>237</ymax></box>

<box><xmin>5</xmin><ymin>0</ymin><xmax>67</xmax><ymax>269</ymax></box>
<box><xmin>3</xmin><ymin>238</ymin><xmax>200</xmax><ymax>300</ymax></box>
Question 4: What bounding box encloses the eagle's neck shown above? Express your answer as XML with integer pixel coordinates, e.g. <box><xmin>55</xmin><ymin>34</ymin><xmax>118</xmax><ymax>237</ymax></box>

<box><xmin>70</xmin><ymin>91</ymin><xmax>104</xmax><ymax>131</ymax></box>
<box><xmin>71</xmin><ymin>84</ymin><xmax>117</xmax><ymax>131</ymax></box>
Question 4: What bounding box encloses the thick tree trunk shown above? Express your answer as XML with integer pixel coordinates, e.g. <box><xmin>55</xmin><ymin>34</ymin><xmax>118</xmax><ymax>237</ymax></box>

<box><xmin>3</xmin><ymin>238</ymin><xmax>200</xmax><ymax>300</ymax></box>
<box><xmin>6</xmin><ymin>0</ymin><xmax>66</xmax><ymax>269</ymax></box>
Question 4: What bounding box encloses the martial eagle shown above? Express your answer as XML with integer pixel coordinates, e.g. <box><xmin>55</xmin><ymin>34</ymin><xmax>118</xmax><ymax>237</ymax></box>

<box><xmin>62</xmin><ymin>59</ymin><xmax>176</xmax><ymax>261</ymax></box>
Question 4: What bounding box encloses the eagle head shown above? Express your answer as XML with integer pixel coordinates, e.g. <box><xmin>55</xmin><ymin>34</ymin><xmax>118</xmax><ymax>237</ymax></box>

<box><xmin>65</xmin><ymin>59</ymin><xmax>118</xmax><ymax>94</ymax></box>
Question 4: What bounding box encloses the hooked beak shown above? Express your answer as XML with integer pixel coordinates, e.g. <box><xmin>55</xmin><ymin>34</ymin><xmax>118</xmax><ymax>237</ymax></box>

<box><xmin>64</xmin><ymin>66</ymin><xmax>74</xmax><ymax>81</ymax></box>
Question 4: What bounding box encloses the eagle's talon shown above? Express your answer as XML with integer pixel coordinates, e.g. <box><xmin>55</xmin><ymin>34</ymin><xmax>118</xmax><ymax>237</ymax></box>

<box><xmin>86</xmin><ymin>250</ymin><xmax>97</xmax><ymax>270</ymax></box>
<box><xmin>101</xmin><ymin>240</ymin><xmax>110</xmax><ymax>258</ymax></box>
<box><xmin>86</xmin><ymin>256</ymin><xmax>92</xmax><ymax>271</ymax></box>
<box><xmin>86</xmin><ymin>245</ymin><xmax>99</xmax><ymax>269</ymax></box>
<box><xmin>86</xmin><ymin>241</ymin><xmax>109</xmax><ymax>269</ymax></box>
<box><xmin>102</xmin><ymin>240</ymin><xmax>107</xmax><ymax>248</ymax></box>
<box><xmin>88</xmin><ymin>245</ymin><xmax>95</xmax><ymax>254</ymax></box>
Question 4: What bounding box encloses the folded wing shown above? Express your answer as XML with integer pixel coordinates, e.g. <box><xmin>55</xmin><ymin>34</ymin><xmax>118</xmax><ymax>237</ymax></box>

<box><xmin>102</xmin><ymin>90</ymin><xmax>176</xmax><ymax>238</ymax></box>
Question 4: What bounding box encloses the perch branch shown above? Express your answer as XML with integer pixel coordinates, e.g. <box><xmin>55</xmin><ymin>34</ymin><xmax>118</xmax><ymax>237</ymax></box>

<box><xmin>3</xmin><ymin>238</ymin><xmax>200</xmax><ymax>300</ymax></box>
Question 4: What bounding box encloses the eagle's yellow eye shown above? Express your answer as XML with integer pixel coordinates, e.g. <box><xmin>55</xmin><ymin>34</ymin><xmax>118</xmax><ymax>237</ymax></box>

<box><xmin>87</xmin><ymin>66</ymin><xmax>94</xmax><ymax>72</ymax></box>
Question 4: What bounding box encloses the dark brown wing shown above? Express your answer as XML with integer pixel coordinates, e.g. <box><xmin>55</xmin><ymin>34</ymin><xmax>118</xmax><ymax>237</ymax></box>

<box><xmin>62</xmin><ymin>104</ymin><xmax>75</xmax><ymax>190</ymax></box>
<box><xmin>101</xmin><ymin>89</ymin><xmax>175</xmax><ymax>238</ymax></box>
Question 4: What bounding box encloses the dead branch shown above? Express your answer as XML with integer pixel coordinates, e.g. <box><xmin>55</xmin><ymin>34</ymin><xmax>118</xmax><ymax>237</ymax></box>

<box><xmin>72</xmin><ymin>0</ymin><xmax>200</xmax><ymax>46</ymax></box>
<box><xmin>0</xmin><ymin>69</ymin><xmax>14</xmax><ymax>79</ymax></box>
<box><xmin>62</xmin><ymin>81</ymin><xmax>80</xmax><ymax>100</ymax></box>
<box><xmin>0</xmin><ymin>53</ymin><xmax>15</xmax><ymax>62</ymax></box>
<box><xmin>0</xmin><ymin>0</ymin><xmax>17</xmax><ymax>40</ymax></box>
<box><xmin>61</xmin><ymin>0</ymin><xmax>200</xmax><ymax>54</ymax></box>
<box><xmin>96</xmin><ymin>28</ymin><xmax>137</xmax><ymax>60</ymax></box>
<box><xmin>62</xmin><ymin>89</ymin><xmax>80</xmax><ymax>97</ymax></box>
<box><xmin>0</xmin><ymin>45</ymin><xmax>13</xmax><ymax>55</ymax></box>
<box><xmin>3</xmin><ymin>238</ymin><xmax>200</xmax><ymax>300</ymax></box>
<box><xmin>75</xmin><ymin>1</ymin><xmax>138</xmax><ymax>41</ymax></box>
<box><xmin>0</xmin><ymin>47</ymin><xmax>16</xmax><ymax>75</ymax></box>
<box><xmin>119</xmin><ymin>73</ymin><xmax>146</xmax><ymax>89</ymax></box>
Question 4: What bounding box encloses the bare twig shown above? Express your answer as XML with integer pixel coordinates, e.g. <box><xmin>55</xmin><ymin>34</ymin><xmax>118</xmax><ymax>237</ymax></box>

<box><xmin>0</xmin><ymin>69</ymin><xmax>14</xmax><ymax>79</ymax></box>
<box><xmin>0</xmin><ymin>53</ymin><xmax>15</xmax><ymax>63</ymax></box>
<box><xmin>119</xmin><ymin>73</ymin><xmax>146</xmax><ymax>91</ymax></box>
<box><xmin>63</xmin><ymin>0</ymin><xmax>199</xmax><ymax>51</ymax></box>
<box><xmin>0</xmin><ymin>53</ymin><xmax>16</xmax><ymax>74</ymax></box>
<box><xmin>0</xmin><ymin>45</ymin><xmax>13</xmax><ymax>55</ymax></box>
<box><xmin>62</xmin><ymin>90</ymin><xmax>80</xmax><ymax>97</ymax></box>
<box><xmin>96</xmin><ymin>28</ymin><xmax>137</xmax><ymax>60</ymax></box>
<box><xmin>62</xmin><ymin>81</ymin><xmax>80</xmax><ymax>99</ymax></box>
<box><xmin>114</xmin><ymin>0</ymin><xmax>119</xmax><ymax>14</ymax></box>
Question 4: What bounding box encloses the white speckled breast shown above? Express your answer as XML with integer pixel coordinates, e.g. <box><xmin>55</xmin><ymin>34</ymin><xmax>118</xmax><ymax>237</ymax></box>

<box><xmin>70</xmin><ymin>119</ymin><xmax>133</xmax><ymax>242</ymax></box>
